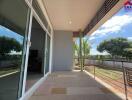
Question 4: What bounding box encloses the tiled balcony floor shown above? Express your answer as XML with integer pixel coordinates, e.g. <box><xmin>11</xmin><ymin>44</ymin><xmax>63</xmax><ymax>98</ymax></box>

<box><xmin>29</xmin><ymin>71</ymin><xmax>122</xmax><ymax>100</ymax></box>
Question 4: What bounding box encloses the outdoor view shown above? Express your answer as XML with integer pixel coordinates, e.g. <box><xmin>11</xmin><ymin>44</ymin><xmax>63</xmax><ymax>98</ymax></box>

<box><xmin>0</xmin><ymin>25</ymin><xmax>25</xmax><ymax>100</ymax></box>
<box><xmin>0</xmin><ymin>0</ymin><xmax>28</xmax><ymax>99</ymax></box>
<box><xmin>0</xmin><ymin>25</ymin><xmax>23</xmax><ymax>75</ymax></box>
<box><xmin>74</xmin><ymin>8</ymin><xmax>132</xmax><ymax>99</ymax></box>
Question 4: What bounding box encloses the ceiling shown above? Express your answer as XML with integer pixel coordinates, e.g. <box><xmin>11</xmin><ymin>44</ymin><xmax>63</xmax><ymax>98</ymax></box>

<box><xmin>42</xmin><ymin>0</ymin><xmax>105</xmax><ymax>31</ymax></box>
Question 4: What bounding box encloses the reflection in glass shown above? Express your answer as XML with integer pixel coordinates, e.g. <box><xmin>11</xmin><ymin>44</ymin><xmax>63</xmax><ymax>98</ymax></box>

<box><xmin>26</xmin><ymin>18</ymin><xmax>46</xmax><ymax>91</ymax></box>
<box><xmin>0</xmin><ymin>26</ymin><xmax>23</xmax><ymax>100</ymax></box>
<box><xmin>0</xmin><ymin>0</ymin><xmax>29</xmax><ymax>99</ymax></box>
<box><xmin>32</xmin><ymin>0</ymin><xmax>48</xmax><ymax>28</ymax></box>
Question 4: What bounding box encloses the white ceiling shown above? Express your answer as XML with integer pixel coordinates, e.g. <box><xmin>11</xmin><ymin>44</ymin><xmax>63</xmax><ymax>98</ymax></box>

<box><xmin>42</xmin><ymin>0</ymin><xmax>105</xmax><ymax>31</ymax></box>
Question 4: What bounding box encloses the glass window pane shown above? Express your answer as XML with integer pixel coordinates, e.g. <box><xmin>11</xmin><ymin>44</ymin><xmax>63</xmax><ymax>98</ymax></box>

<box><xmin>32</xmin><ymin>0</ymin><xmax>48</xmax><ymax>29</ymax></box>
<box><xmin>0</xmin><ymin>0</ymin><xmax>29</xmax><ymax>99</ymax></box>
<box><xmin>25</xmin><ymin>18</ymin><xmax>46</xmax><ymax>91</ymax></box>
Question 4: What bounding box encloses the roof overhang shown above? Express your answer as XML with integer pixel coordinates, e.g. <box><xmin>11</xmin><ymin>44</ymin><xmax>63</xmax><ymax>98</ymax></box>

<box><xmin>36</xmin><ymin>0</ymin><xmax>125</xmax><ymax>37</ymax></box>
<box><xmin>42</xmin><ymin>0</ymin><xmax>105</xmax><ymax>31</ymax></box>
<box><xmin>83</xmin><ymin>0</ymin><xmax>125</xmax><ymax>37</ymax></box>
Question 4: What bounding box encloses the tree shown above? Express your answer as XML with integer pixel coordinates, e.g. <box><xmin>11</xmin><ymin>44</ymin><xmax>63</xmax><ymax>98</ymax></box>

<box><xmin>82</xmin><ymin>39</ymin><xmax>90</xmax><ymax>69</ymax></box>
<box><xmin>82</xmin><ymin>39</ymin><xmax>90</xmax><ymax>57</ymax></box>
<box><xmin>74</xmin><ymin>42</ymin><xmax>80</xmax><ymax>62</ymax></box>
<box><xmin>97</xmin><ymin>37</ymin><xmax>131</xmax><ymax>59</ymax></box>
<box><xmin>74</xmin><ymin>38</ymin><xmax>90</xmax><ymax>70</ymax></box>
<box><xmin>74</xmin><ymin>42</ymin><xmax>79</xmax><ymax>57</ymax></box>
<box><xmin>0</xmin><ymin>36</ymin><xmax>22</xmax><ymax>56</ymax></box>
<box><xmin>123</xmin><ymin>48</ymin><xmax>132</xmax><ymax>60</ymax></box>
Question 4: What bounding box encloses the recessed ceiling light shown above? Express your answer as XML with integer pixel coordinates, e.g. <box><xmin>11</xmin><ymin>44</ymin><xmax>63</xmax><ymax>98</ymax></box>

<box><xmin>69</xmin><ymin>21</ymin><xmax>72</xmax><ymax>24</ymax></box>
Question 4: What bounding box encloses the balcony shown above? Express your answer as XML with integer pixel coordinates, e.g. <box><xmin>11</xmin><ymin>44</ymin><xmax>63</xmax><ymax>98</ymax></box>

<box><xmin>29</xmin><ymin>71</ymin><xmax>122</xmax><ymax>100</ymax></box>
<box><xmin>0</xmin><ymin>0</ymin><xmax>129</xmax><ymax>100</ymax></box>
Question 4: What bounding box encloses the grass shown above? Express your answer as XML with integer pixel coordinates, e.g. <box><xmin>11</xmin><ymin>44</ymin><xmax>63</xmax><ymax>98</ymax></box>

<box><xmin>0</xmin><ymin>67</ymin><xmax>19</xmax><ymax>76</ymax></box>
<box><xmin>86</xmin><ymin>66</ymin><xmax>123</xmax><ymax>80</ymax></box>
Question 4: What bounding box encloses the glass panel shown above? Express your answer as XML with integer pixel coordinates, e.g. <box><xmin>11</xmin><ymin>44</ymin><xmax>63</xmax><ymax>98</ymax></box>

<box><xmin>32</xmin><ymin>0</ymin><xmax>48</xmax><ymax>29</ymax></box>
<box><xmin>25</xmin><ymin>18</ymin><xmax>46</xmax><ymax>91</ymax></box>
<box><xmin>0</xmin><ymin>0</ymin><xmax>29</xmax><ymax>100</ymax></box>
<box><xmin>45</xmin><ymin>34</ymin><xmax>50</xmax><ymax>74</ymax></box>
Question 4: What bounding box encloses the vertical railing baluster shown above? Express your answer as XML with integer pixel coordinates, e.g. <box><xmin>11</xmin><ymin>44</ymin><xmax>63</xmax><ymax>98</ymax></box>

<box><xmin>94</xmin><ymin>65</ymin><xmax>95</xmax><ymax>79</ymax></box>
<box><xmin>94</xmin><ymin>59</ymin><xmax>95</xmax><ymax>79</ymax></box>
<box><xmin>122</xmin><ymin>61</ymin><xmax>128</xmax><ymax>100</ymax></box>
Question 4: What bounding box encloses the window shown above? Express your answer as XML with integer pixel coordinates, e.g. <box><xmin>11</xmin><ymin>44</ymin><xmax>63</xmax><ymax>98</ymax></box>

<box><xmin>0</xmin><ymin>0</ymin><xmax>29</xmax><ymax>99</ymax></box>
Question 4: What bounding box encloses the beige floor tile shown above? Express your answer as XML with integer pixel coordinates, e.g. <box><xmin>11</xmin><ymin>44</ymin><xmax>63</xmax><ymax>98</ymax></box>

<box><xmin>67</xmin><ymin>87</ymin><xmax>104</xmax><ymax>95</ymax></box>
<box><xmin>51</xmin><ymin>88</ymin><xmax>66</xmax><ymax>94</ymax></box>
<box><xmin>29</xmin><ymin>71</ymin><xmax>122</xmax><ymax>100</ymax></box>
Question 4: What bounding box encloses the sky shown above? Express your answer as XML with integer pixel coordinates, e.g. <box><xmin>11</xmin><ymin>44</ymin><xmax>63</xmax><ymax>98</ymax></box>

<box><xmin>0</xmin><ymin>25</ymin><xmax>24</xmax><ymax>55</ymax></box>
<box><xmin>0</xmin><ymin>25</ymin><xmax>24</xmax><ymax>44</ymax></box>
<box><xmin>87</xmin><ymin>8</ymin><xmax>132</xmax><ymax>55</ymax></box>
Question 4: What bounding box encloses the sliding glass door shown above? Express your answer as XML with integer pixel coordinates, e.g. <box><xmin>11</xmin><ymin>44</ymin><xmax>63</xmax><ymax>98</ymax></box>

<box><xmin>0</xmin><ymin>0</ymin><xmax>29</xmax><ymax>99</ymax></box>
<box><xmin>25</xmin><ymin>18</ymin><xmax>46</xmax><ymax>91</ymax></box>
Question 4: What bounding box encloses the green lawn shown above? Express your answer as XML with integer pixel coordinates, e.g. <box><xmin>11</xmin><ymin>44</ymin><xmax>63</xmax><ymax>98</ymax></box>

<box><xmin>87</xmin><ymin>66</ymin><xmax>123</xmax><ymax>80</ymax></box>
<box><xmin>0</xmin><ymin>67</ymin><xmax>19</xmax><ymax>76</ymax></box>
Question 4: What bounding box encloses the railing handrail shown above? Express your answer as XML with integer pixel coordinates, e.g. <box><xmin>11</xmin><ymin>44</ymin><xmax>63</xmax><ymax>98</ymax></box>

<box><xmin>74</xmin><ymin>58</ymin><xmax>132</xmax><ymax>63</ymax></box>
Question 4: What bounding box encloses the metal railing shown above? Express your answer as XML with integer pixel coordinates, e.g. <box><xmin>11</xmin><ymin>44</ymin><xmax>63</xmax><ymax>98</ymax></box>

<box><xmin>74</xmin><ymin>58</ymin><xmax>132</xmax><ymax>100</ymax></box>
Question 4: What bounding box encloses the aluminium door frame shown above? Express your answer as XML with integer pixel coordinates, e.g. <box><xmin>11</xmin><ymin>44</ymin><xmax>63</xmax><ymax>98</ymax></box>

<box><xmin>21</xmin><ymin>0</ymin><xmax>54</xmax><ymax>98</ymax></box>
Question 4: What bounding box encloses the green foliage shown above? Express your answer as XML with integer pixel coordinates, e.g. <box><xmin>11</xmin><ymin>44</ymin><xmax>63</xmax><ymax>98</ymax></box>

<box><xmin>82</xmin><ymin>39</ymin><xmax>90</xmax><ymax>57</ymax></box>
<box><xmin>74</xmin><ymin>39</ymin><xmax>90</xmax><ymax>57</ymax></box>
<box><xmin>123</xmin><ymin>48</ymin><xmax>132</xmax><ymax>59</ymax></box>
<box><xmin>97</xmin><ymin>37</ymin><xmax>132</xmax><ymax>59</ymax></box>
<box><xmin>74</xmin><ymin>42</ymin><xmax>79</xmax><ymax>57</ymax></box>
<box><xmin>0</xmin><ymin>36</ymin><xmax>22</xmax><ymax>55</ymax></box>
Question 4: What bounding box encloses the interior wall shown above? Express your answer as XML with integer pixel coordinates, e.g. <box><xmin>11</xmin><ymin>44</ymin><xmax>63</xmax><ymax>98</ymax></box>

<box><xmin>52</xmin><ymin>30</ymin><xmax>73</xmax><ymax>71</ymax></box>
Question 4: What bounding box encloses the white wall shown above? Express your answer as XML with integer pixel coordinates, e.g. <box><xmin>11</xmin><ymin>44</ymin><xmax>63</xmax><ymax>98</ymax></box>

<box><xmin>52</xmin><ymin>30</ymin><xmax>73</xmax><ymax>71</ymax></box>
